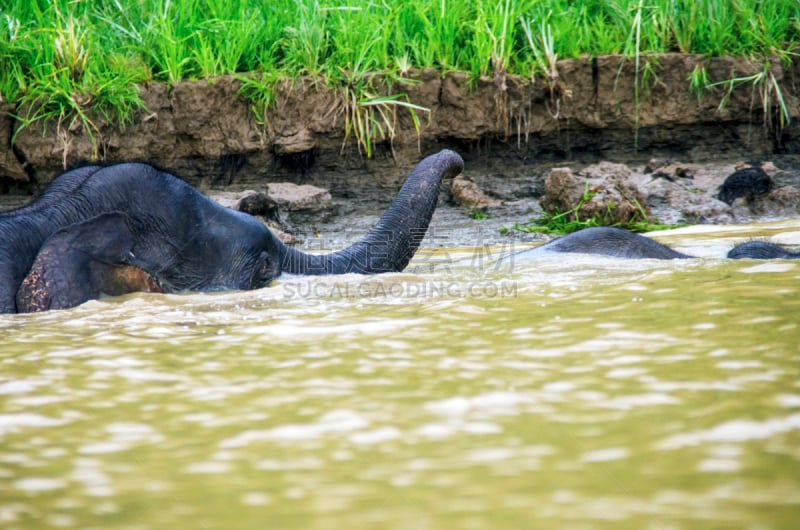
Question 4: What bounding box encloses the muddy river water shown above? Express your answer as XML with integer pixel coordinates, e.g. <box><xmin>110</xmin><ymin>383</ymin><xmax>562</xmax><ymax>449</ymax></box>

<box><xmin>1</xmin><ymin>218</ymin><xmax>799</xmax><ymax>529</ymax></box>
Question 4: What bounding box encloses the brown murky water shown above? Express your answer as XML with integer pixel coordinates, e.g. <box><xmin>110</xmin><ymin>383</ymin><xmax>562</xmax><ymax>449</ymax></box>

<box><xmin>1</xmin><ymin>221</ymin><xmax>799</xmax><ymax>529</ymax></box>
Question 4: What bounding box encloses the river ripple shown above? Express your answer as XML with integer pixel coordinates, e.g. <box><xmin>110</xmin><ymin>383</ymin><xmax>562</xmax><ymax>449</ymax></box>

<box><xmin>1</xmin><ymin>221</ymin><xmax>799</xmax><ymax>529</ymax></box>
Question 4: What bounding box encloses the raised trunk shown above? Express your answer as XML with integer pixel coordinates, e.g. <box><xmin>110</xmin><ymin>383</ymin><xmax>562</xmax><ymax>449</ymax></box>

<box><xmin>277</xmin><ymin>149</ymin><xmax>463</xmax><ymax>275</ymax></box>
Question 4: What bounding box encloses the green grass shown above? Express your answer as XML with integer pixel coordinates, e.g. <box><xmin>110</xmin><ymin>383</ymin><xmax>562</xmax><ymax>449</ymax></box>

<box><xmin>709</xmin><ymin>60</ymin><xmax>792</xmax><ymax>132</ymax></box>
<box><xmin>502</xmin><ymin>214</ymin><xmax>680</xmax><ymax>236</ymax></box>
<box><xmin>2</xmin><ymin>0</ymin><xmax>799</xmax><ymax>154</ymax></box>
<box><xmin>501</xmin><ymin>186</ymin><xmax>680</xmax><ymax>235</ymax></box>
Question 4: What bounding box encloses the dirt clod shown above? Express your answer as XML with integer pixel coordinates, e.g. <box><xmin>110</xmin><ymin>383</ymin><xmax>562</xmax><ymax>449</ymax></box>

<box><xmin>450</xmin><ymin>175</ymin><xmax>502</xmax><ymax>209</ymax></box>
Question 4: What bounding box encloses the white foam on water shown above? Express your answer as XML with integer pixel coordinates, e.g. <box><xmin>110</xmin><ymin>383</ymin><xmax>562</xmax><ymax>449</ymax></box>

<box><xmin>424</xmin><ymin>391</ymin><xmax>536</xmax><ymax>416</ymax></box>
<box><xmin>14</xmin><ymin>477</ymin><xmax>66</xmax><ymax>492</ymax></box>
<box><xmin>581</xmin><ymin>447</ymin><xmax>629</xmax><ymax>462</ymax></box>
<box><xmin>219</xmin><ymin>409</ymin><xmax>369</xmax><ymax>448</ymax></box>
<box><xmin>740</xmin><ymin>262</ymin><xmax>797</xmax><ymax>274</ymax></box>
<box><xmin>776</xmin><ymin>394</ymin><xmax>800</xmax><ymax>408</ymax></box>
<box><xmin>467</xmin><ymin>447</ymin><xmax>516</xmax><ymax>463</ymax></box>
<box><xmin>78</xmin><ymin>442</ymin><xmax>129</xmax><ymax>455</ymax></box>
<box><xmin>606</xmin><ymin>367</ymin><xmax>647</xmax><ymax>378</ymax></box>
<box><xmin>413</xmin><ymin>423</ymin><xmax>456</xmax><ymax>440</ymax></box>
<box><xmin>541</xmin><ymin>381</ymin><xmax>575</xmax><ymax>393</ymax></box>
<box><xmin>113</xmin><ymin>369</ymin><xmax>185</xmax><ymax>383</ymax></box>
<box><xmin>185</xmin><ymin>461</ymin><xmax>231</xmax><ymax>474</ymax></box>
<box><xmin>78</xmin><ymin>423</ymin><xmax>163</xmax><ymax>455</ymax></box>
<box><xmin>658</xmin><ymin>413</ymin><xmax>800</xmax><ymax>449</ymax></box>
<box><xmin>596</xmin><ymin>393</ymin><xmax>680</xmax><ymax>410</ymax></box>
<box><xmin>0</xmin><ymin>381</ymin><xmax>38</xmax><ymax>395</ymax></box>
<box><xmin>348</xmin><ymin>426</ymin><xmax>402</xmax><ymax>445</ymax></box>
<box><xmin>461</xmin><ymin>421</ymin><xmax>502</xmax><ymax>435</ymax></box>
<box><xmin>0</xmin><ymin>413</ymin><xmax>69</xmax><ymax>435</ymax></box>
<box><xmin>240</xmin><ymin>491</ymin><xmax>273</xmax><ymax>506</ymax></box>
<box><xmin>71</xmin><ymin>458</ymin><xmax>114</xmax><ymax>497</ymax></box>
<box><xmin>697</xmin><ymin>458</ymin><xmax>741</xmax><ymax>473</ymax></box>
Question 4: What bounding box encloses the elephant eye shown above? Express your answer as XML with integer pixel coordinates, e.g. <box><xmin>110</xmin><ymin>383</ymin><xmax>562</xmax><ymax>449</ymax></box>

<box><xmin>251</xmin><ymin>251</ymin><xmax>275</xmax><ymax>289</ymax></box>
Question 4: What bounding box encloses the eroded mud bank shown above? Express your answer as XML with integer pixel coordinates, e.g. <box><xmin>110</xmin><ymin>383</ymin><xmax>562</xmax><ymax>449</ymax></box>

<box><xmin>1</xmin><ymin>54</ymin><xmax>799</xmax><ymax>235</ymax></box>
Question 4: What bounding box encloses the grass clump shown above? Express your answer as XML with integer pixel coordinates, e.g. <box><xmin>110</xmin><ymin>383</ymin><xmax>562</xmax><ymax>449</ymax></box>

<box><xmin>502</xmin><ymin>187</ymin><xmax>679</xmax><ymax>236</ymax></box>
<box><xmin>709</xmin><ymin>61</ymin><xmax>792</xmax><ymax>133</ymax></box>
<box><xmin>3</xmin><ymin>3</ymin><xmax>149</xmax><ymax>159</ymax></box>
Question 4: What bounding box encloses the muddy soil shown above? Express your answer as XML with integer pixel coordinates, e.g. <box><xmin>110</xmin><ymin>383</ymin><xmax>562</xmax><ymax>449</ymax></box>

<box><xmin>268</xmin><ymin>155</ymin><xmax>800</xmax><ymax>253</ymax></box>
<box><xmin>2</xmin><ymin>54</ymin><xmax>799</xmax><ymax>245</ymax></box>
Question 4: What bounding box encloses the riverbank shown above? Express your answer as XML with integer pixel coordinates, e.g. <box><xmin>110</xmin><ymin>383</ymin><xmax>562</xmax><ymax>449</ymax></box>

<box><xmin>2</xmin><ymin>54</ymin><xmax>800</xmax><ymax>246</ymax></box>
<box><xmin>3</xmin><ymin>53</ymin><xmax>800</xmax><ymax>182</ymax></box>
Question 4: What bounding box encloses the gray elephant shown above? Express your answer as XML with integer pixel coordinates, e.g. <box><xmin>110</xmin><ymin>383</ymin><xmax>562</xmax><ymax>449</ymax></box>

<box><xmin>2</xmin><ymin>150</ymin><xmax>464</xmax><ymax>313</ymax></box>
<box><xmin>516</xmin><ymin>226</ymin><xmax>799</xmax><ymax>260</ymax></box>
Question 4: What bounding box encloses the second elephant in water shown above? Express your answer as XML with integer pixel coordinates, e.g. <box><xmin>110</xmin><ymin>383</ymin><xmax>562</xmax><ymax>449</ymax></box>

<box><xmin>516</xmin><ymin>226</ymin><xmax>800</xmax><ymax>260</ymax></box>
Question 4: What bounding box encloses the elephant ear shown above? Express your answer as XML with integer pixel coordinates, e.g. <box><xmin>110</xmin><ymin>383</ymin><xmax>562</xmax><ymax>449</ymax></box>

<box><xmin>16</xmin><ymin>213</ymin><xmax>162</xmax><ymax>312</ymax></box>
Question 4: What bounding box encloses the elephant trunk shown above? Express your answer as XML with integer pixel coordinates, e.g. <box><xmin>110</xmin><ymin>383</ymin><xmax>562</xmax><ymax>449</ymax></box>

<box><xmin>277</xmin><ymin>149</ymin><xmax>463</xmax><ymax>275</ymax></box>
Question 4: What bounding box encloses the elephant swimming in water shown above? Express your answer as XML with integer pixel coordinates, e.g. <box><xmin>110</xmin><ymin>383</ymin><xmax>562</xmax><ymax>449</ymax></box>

<box><xmin>1</xmin><ymin>149</ymin><xmax>464</xmax><ymax>313</ymax></box>
<box><xmin>516</xmin><ymin>226</ymin><xmax>800</xmax><ymax>260</ymax></box>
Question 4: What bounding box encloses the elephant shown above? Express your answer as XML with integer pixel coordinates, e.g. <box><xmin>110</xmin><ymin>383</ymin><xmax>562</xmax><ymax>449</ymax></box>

<box><xmin>516</xmin><ymin>226</ymin><xmax>800</xmax><ymax>260</ymax></box>
<box><xmin>2</xmin><ymin>149</ymin><xmax>464</xmax><ymax>313</ymax></box>
<box><xmin>726</xmin><ymin>240</ymin><xmax>800</xmax><ymax>259</ymax></box>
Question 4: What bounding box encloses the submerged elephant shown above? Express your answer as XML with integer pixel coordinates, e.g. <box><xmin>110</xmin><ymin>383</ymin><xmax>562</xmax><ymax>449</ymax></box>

<box><xmin>516</xmin><ymin>226</ymin><xmax>800</xmax><ymax>260</ymax></box>
<box><xmin>1</xmin><ymin>149</ymin><xmax>464</xmax><ymax>313</ymax></box>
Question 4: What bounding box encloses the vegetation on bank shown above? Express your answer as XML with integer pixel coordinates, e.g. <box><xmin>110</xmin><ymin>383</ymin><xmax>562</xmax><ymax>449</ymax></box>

<box><xmin>1</xmin><ymin>0</ymin><xmax>799</xmax><ymax>153</ymax></box>
<box><xmin>501</xmin><ymin>187</ymin><xmax>678</xmax><ymax>235</ymax></box>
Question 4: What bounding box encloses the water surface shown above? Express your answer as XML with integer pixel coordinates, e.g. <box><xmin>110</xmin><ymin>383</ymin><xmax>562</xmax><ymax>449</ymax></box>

<box><xmin>1</xmin><ymin>221</ymin><xmax>799</xmax><ymax>529</ymax></box>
